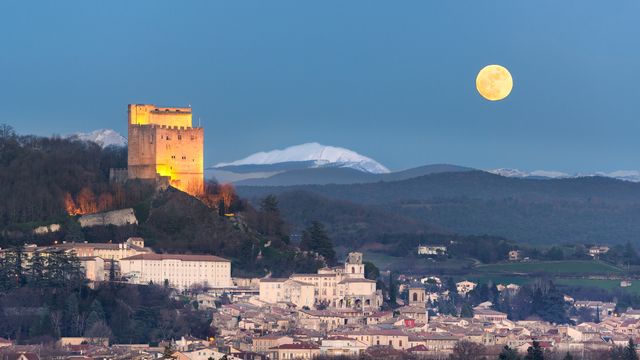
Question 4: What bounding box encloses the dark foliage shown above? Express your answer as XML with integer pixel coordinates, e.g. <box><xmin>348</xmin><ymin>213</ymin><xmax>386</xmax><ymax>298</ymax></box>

<box><xmin>0</xmin><ymin>125</ymin><xmax>152</xmax><ymax>237</ymax></box>
<box><xmin>299</xmin><ymin>221</ymin><xmax>337</xmax><ymax>265</ymax></box>
<box><xmin>238</xmin><ymin>171</ymin><xmax>640</xmax><ymax>245</ymax></box>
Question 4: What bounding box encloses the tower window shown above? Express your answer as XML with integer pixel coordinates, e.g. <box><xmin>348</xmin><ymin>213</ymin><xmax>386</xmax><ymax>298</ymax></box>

<box><xmin>178</xmin><ymin>135</ymin><xmax>182</xmax><ymax>140</ymax></box>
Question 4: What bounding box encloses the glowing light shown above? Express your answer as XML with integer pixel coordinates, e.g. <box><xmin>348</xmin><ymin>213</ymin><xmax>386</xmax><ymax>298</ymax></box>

<box><xmin>476</xmin><ymin>64</ymin><xmax>513</xmax><ymax>101</ymax></box>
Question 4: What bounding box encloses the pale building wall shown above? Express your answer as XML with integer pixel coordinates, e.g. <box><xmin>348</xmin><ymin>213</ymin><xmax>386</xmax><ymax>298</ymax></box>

<box><xmin>259</xmin><ymin>252</ymin><xmax>379</xmax><ymax>310</ymax></box>
<box><xmin>344</xmin><ymin>281</ymin><xmax>376</xmax><ymax>296</ymax></box>
<box><xmin>259</xmin><ymin>279</ymin><xmax>287</xmax><ymax>304</ymax></box>
<box><xmin>79</xmin><ymin>257</ymin><xmax>104</xmax><ymax>282</ymax></box>
<box><xmin>120</xmin><ymin>254</ymin><xmax>231</xmax><ymax>290</ymax></box>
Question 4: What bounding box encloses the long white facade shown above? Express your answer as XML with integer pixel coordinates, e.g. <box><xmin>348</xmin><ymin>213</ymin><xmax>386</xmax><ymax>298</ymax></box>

<box><xmin>120</xmin><ymin>253</ymin><xmax>232</xmax><ymax>290</ymax></box>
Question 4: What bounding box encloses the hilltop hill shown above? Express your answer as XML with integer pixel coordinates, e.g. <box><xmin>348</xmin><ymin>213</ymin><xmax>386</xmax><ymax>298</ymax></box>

<box><xmin>0</xmin><ymin>125</ymin><xmax>322</xmax><ymax>277</ymax></box>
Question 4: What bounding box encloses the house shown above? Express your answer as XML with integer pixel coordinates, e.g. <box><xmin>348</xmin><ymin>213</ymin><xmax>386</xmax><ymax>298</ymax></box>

<box><xmin>574</xmin><ymin>301</ymin><xmax>616</xmax><ymax>319</ymax></box>
<box><xmin>0</xmin><ymin>353</ymin><xmax>40</xmax><ymax>360</ymax></box>
<box><xmin>456</xmin><ymin>281</ymin><xmax>477</xmax><ymax>296</ymax></box>
<box><xmin>319</xmin><ymin>336</ymin><xmax>367</xmax><ymax>357</ymax></box>
<box><xmin>338</xmin><ymin>329</ymin><xmax>410</xmax><ymax>350</ymax></box>
<box><xmin>397</xmin><ymin>306</ymin><xmax>428</xmax><ymax>322</ymax></box>
<box><xmin>174</xmin><ymin>348</ymin><xmax>237</xmax><ymax>360</ymax></box>
<box><xmin>268</xmin><ymin>343</ymin><xmax>319</xmax><ymax>360</ymax></box>
<box><xmin>496</xmin><ymin>284</ymin><xmax>520</xmax><ymax>293</ymax></box>
<box><xmin>508</xmin><ymin>250</ymin><xmax>521</xmax><ymax>261</ymax></box>
<box><xmin>0</xmin><ymin>338</ymin><xmax>13</xmax><ymax>348</ymax></box>
<box><xmin>406</xmin><ymin>344</ymin><xmax>430</xmax><ymax>357</ymax></box>
<box><xmin>473</xmin><ymin>309</ymin><xmax>509</xmax><ymax>323</ymax></box>
<box><xmin>421</xmin><ymin>333</ymin><xmax>460</xmax><ymax>353</ymax></box>
<box><xmin>418</xmin><ymin>246</ymin><xmax>447</xmax><ymax>255</ymax></box>
<box><xmin>589</xmin><ymin>246</ymin><xmax>610</xmax><ymax>257</ymax></box>
<box><xmin>252</xmin><ymin>335</ymin><xmax>293</xmax><ymax>354</ymax></box>
<box><xmin>258</xmin><ymin>278</ymin><xmax>315</xmax><ymax>309</ymax></box>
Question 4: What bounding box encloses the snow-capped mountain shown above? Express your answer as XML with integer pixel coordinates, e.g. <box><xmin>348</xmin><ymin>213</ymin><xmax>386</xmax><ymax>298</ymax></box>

<box><xmin>70</xmin><ymin>129</ymin><xmax>127</xmax><ymax>148</ymax></box>
<box><xmin>214</xmin><ymin>142</ymin><xmax>390</xmax><ymax>174</ymax></box>
<box><xmin>488</xmin><ymin>168</ymin><xmax>640</xmax><ymax>182</ymax></box>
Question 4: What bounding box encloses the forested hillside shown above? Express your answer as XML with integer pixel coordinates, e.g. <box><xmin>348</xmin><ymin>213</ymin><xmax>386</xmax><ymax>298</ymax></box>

<box><xmin>273</xmin><ymin>190</ymin><xmax>443</xmax><ymax>249</ymax></box>
<box><xmin>0</xmin><ymin>124</ymin><xmax>151</xmax><ymax>229</ymax></box>
<box><xmin>238</xmin><ymin>171</ymin><xmax>640</xmax><ymax>245</ymax></box>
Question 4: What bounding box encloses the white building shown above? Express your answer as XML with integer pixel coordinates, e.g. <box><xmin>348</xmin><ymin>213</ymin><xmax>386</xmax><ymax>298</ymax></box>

<box><xmin>259</xmin><ymin>278</ymin><xmax>315</xmax><ymax>309</ymax></box>
<box><xmin>120</xmin><ymin>253</ymin><xmax>232</xmax><ymax>290</ymax></box>
<box><xmin>78</xmin><ymin>256</ymin><xmax>105</xmax><ymax>282</ymax></box>
<box><xmin>456</xmin><ymin>280</ymin><xmax>477</xmax><ymax>296</ymax></box>
<box><xmin>589</xmin><ymin>246</ymin><xmax>610</xmax><ymax>257</ymax></box>
<box><xmin>418</xmin><ymin>245</ymin><xmax>447</xmax><ymax>255</ymax></box>
<box><xmin>320</xmin><ymin>336</ymin><xmax>367</xmax><ymax>357</ymax></box>
<box><xmin>259</xmin><ymin>252</ymin><xmax>382</xmax><ymax>310</ymax></box>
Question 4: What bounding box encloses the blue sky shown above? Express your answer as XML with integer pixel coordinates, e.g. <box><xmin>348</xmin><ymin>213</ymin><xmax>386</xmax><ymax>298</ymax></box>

<box><xmin>1</xmin><ymin>1</ymin><xmax>639</xmax><ymax>172</ymax></box>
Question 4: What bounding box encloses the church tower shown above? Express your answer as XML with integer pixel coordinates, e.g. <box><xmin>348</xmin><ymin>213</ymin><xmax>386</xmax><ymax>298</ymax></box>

<box><xmin>344</xmin><ymin>252</ymin><xmax>365</xmax><ymax>279</ymax></box>
<box><xmin>127</xmin><ymin>104</ymin><xmax>204</xmax><ymax>196</ymax></box>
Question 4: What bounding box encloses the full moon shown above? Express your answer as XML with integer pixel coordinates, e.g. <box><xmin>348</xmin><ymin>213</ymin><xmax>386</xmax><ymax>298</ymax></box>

<box><xmin>476</xmin><ymin>64</ymin><xmax>513</xmax><ymax>101</ymax></box>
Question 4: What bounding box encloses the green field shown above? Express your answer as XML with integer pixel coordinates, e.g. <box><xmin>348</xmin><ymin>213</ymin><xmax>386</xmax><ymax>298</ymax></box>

<box><xmin>555</xmin><ymin>278</ymin><xmax>640</xmax><ymax>294</ymax></box>
<box><xmin>359</xmin><ymin>251</ymin><xmax>473</xmax><ymax>272</ymax></box>
<box><xmin>465</xmin><ymin>275</ymin><xmax>532</xmax><ymax>286</ymax></box>
<box><xmin>475</xmin><ymin>260</ymin><xmax>622</xmax><ymax>275</ymax></box>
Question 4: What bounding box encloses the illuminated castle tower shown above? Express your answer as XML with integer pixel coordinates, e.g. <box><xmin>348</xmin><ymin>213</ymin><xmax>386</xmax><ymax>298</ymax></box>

<box><xmin>127</xmin><ymin>104</ymin><xmax>204</xmax><ymax>196</ymax></box>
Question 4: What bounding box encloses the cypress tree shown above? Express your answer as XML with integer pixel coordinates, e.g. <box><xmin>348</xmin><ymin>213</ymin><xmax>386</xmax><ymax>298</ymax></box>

<box><xmin>625</xmin><ymin>339</ymin><xmax>639</xmax><ymax>360</ymax></box>
<box><xmin>299</xmin><ymin>221</ymin><xmax>336</xmax><ymax>265</ymax></box>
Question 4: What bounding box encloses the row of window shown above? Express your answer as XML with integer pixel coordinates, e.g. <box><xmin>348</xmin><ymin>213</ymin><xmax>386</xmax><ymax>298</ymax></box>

<box><xmin>149</xmin><ymin>134</ymin><xmax>197</xmax><ymax>143</ymax></box>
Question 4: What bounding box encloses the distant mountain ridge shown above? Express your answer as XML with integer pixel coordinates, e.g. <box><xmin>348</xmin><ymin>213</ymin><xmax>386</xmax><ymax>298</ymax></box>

<box><xmin>69</xmin><ymin>129</ymin><xmax>127</xmax><ymax>148</ymax></box>
<box><xmin>489</xmin><ymin>168</ymin><xmax>640</xmax><ymax>182</ymax></box>
<box><xmin>214</xmin><ymin>142</ymin><xmax>390</xmax><ymax>174</ymax></box>
<box><xmin>210</xmin><ymin>142</ymin><xmax>640</xmax><ymax>186</ymax></box>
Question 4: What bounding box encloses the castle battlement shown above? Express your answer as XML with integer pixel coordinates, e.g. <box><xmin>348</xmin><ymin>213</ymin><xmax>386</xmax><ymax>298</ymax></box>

<box><xmin>126</xmin><ymin>103</ymin><xmax>204</xmax><ymax>196</ymax></box>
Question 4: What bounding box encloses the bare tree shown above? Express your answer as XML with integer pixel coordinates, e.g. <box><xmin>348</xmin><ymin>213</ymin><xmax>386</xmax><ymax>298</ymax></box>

<box><xmin>449</xmin><ymin>340</ymin><xmax>486</xmax><ymax>360</ymax></box>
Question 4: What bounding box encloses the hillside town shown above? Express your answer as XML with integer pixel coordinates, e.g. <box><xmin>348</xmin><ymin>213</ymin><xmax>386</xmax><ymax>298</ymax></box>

<box><xmin>1</xmin><ymin>238</ymin><xmax>640</xmax><ymax>359</ymax></box>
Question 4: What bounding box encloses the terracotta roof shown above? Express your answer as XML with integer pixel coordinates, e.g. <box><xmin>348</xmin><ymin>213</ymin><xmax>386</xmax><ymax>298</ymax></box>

<box><xmin>324</xmin><ymin>336</ymin><xmax>357</xmax><ymax>341</ymax></box>
<box><xmin>407</xmin><ymin>345</ymin><xmax>429</xmax><ymax>352</ymax></box>
<box><xmin>120</xmin><ymin>253</ymin><xmax>230</xmax><ymax>262</ymax></box>
<box><xmin>260</xmin><ymin>278</ymin><xmax>288</xmax><ymax>283</ymax></box>
<box><xmin>338</xmin><ymin>278</ymin><xmax>376</xmax><ymax>284</ymax></box>
<box><xmin>344</xmin><ymin>329</ymin><xmax>407</xmax><ymax>336</ymax></box>
<box><xmin>270</xmin><ymin>343</ymin><xmax>319</xmax><ymax>350</ymax></box>
<box><xmin>290</xmin><ymin>273</ymin><xmax>336</xmax><ymax>278</ymax></box>
<box><xmin>0</xmin><ymin>353</ymin><xmax>40</xmax><ymax>360</ymax></box>
<box><xmin>474</xmin><ymin>309</ymin><xmax>508</xmax><ymax>316</ymax></box>
<box><xmin>255</xmin><ymin>334</ymin><xmax>291</xmax><ymax>340</ymax></box>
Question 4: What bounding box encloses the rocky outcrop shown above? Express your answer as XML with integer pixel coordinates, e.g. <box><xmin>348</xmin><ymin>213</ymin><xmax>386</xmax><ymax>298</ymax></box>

<box><xmin>78</xmin><ymin>208</ymin><xmax>138</xmax><ymax>228</ymax></box>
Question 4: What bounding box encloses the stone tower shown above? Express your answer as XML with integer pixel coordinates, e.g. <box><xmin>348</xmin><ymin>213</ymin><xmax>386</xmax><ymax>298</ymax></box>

<box><xmin>344</xmin><ymin>252</ymin><xmax>365</xmax><ymax>279</ymax></box>
<box><xmin>408</xmin><ymin>286</ymin><xmax>426</xmax><ymax>307</ymax></box>
<box><xmin>127</xmin><ymin>104</ymin><xmax>204</xmax><ymax>196</ymax></box>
